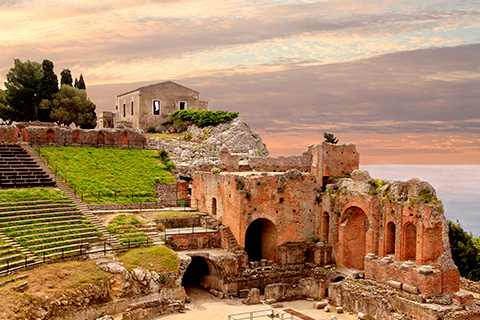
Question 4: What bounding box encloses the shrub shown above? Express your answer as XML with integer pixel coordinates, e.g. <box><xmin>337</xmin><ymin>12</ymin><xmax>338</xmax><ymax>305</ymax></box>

<box><xmin>211</xmin><ymin>167</ymin><xmax>221</xmax><ymax>174</ymax></box>
<box><xmin>164</xmin><ymin>110</ymin><xmax>239</xmax><ymax>129</ymax></box>
<box><xmin>147</xmin><ymin>126</ymin><xmax>156</xmax><ymax>133</ymax></box>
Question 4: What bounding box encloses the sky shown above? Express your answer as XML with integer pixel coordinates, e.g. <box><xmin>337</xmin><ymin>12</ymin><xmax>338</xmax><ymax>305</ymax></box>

<box><xmin>1</xmin><ymin>0</ymin><xmax>479</xmax><ymax>163</ymax></box>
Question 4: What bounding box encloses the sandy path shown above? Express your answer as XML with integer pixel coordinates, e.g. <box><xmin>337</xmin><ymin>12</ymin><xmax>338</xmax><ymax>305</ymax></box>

<box><xmin>115</xmin><ymin>287</ymin><xmax>359</xmax><ymax>320</ymax></box>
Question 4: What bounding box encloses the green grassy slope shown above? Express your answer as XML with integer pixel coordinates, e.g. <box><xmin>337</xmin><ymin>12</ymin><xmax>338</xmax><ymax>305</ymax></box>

<box><xmin>36</xmin><ymin>147</ymin><xmax>175</xmax><ymax>204</ymax></box>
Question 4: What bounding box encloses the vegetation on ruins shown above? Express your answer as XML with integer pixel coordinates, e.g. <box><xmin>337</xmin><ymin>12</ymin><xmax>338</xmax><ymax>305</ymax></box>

<box><xmin>323</xmin><ymin>132</ymin><xmax>339</xmax><ymax>144</ymax></box>
<box><xmin>0</xmin><ymin>260</ymin><xmax>110</xmax><ymax>320</ymax></box>
<box><xmin>106</xmin><ymin>214</ymin><xmax>148</xmax><ymax>245</ymax></box>
<box><xmin>449</xmin><ymin>221</ymin><xmax>480</xmax><ymax>281</ymax></box>
<box><xmin>37</xmin><ymin>147</ymin><xmax>175</xmax><ymax>204</ymax></box>
<box><xmin>119</xmin><ymin>245</ymin><xmax>179</xmax><ymax>273</ymax></box>
<box><xmin>1</xmin><ymin>59</ymin><xmax>95</xmax><ymax>127</ymax></box>
<box><xmin>163</xmin><ymin>109</ymin><xmax>239</xmax><ymax>130</ymax></box>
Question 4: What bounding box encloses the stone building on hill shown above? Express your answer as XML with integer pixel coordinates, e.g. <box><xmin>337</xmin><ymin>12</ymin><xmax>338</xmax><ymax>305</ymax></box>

<box><xmin>114</xmin><ymin>81</ymin><xmax>209</xmax><ymax>131</ymax></box>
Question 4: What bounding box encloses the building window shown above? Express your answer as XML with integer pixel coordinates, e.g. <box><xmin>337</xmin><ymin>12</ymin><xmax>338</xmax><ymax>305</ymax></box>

<box><xmin>179</xmin><ymin>101</ymin><xmax>187</xmax><ymax>110</ymax></box>
<box><xmin>131</xmin><ymin>101</ymin><xmax>134</xmax><ymax>116</ymax></box>
<box><xmin>123</xmin><ymin>103</ymin><xmax>126</xmax><ymax>117</ymax></box>
<box><xmin>153</xmin><ymin>100</ymin><xmax>161</xmax><ymax>115</ymax></box>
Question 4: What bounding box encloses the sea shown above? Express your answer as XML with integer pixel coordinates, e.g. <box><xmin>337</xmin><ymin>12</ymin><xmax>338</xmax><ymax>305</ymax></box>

<box><xmin>361</xmin><ymin>165</ymin><xmax>480</xmax><ymax>238</ymax></box>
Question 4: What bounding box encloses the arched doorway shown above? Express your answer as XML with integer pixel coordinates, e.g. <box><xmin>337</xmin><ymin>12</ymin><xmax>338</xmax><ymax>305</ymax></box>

<box><xmin>245</xmin><ymin>218</ymin><xmax>277</xmax><ymax>262</ymax></box>
<box><xmin>97</xmin><ymin>131</ymin><xmax>106</xmax><ymax>145</ymax></box>
<box><xmin>212</xmin><ymin>198</ymin><xmax>217</xmax><ymax>216</ymax></box>
<box><xmin>343</xmin><ymin>207</ymin><xmax>368</xmax><ymax>270</ymax></box>
<box><xmin>403</xmin><ymin>223</ymin><xmax>417</xmax><ymax>261</ymax></box>
<box><xmin>386</xmin><ymin>222</ymin><xmax>396</xmax><ymax>255</ymax></box>
<box><xmin>182</xmin><ymin>256</ymin><xmax>210</xmax><ymax>287</ymax></box>
<box><xmin>46</xmin><ymin>129</ymin><xmax>55</xmax><ymax>144</ymax></box>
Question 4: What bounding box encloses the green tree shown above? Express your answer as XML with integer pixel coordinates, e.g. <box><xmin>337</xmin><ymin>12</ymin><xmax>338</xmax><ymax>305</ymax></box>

<box><xmin>4</xmin><ymin>59</ymin><xmax>43</xmax><ymax>121</ymax></box>
<box><xmin>60</xmin><ymin>69</ymin><xmax>73</xmax><ymax>86</ymax></box>
<box><xmin>323</xmin><ymin>132</ymin><xmax>339</xmax><ymax>144</ymax></box>
<box><xmin>40</xmin><ymin>85</ymin><xmax>97</xmax><ymax>129</ymax></box>
<box><xmin>0</xmin><ymin>89</ymin><xmax>13</xmax><ymax>122</ymax></box>
<box><xmin>77</xmin><ymin>74</ymin><xmax>86</xmax><ymax>90</ymax></box>
<box><xmin>37</xmin><ymin>59</ymin><xmax>59</xmax><ymax>122</ymax></box>
<box><xmin>449</xmin><ymin>221</ymin><xmax>480</xmax><ymax>281</ymax></box>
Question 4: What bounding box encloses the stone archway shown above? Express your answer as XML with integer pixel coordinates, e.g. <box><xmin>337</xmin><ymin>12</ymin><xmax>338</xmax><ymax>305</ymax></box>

<box><xmin>343</xmin><ymin>206</ymin><xmax>368</xmax><ymax>270</ymax></box>
<box><xmin>46</xmin><ymin>128</ymin><xmax>55</xmax><ymax>144</ymax></box>
<box><xmin>245</xmin><ymin>218</ymin><xmax>277</xmax><ymax>262</ymax></box>
<box><xmin>386</xmin><ymin>222</ymin><xmax>396</xmax><ymax>255</ymax></box>
<box><xmin>182</xmin><ymin>256</ymin><xmax>210</xmax><ymax>287</ymax></box>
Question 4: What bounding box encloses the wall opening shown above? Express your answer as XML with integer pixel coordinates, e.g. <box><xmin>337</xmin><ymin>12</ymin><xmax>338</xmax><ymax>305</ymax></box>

<box><xmin>182</xmin><ymin>256</ymin><xmax>210</xmax><ymax>287</ymax></box>
<box><xmin>245</xmin><ymin>218</ymin><xmax>277</xmax><ymax>262</ymax></box>
<box><xmin>46</xmin><ymin>129</ymin><xmax>55</xmax><ymax>143</ymax></box>
<box><xmin>212</xmin><ymin>197</ymin><xmax>217</xmax><ymax>216</ymax></box>
<box><xmin>386</xmin><ymin>221</ymin><xmax>396</xmax><ymax>255</ymax></box>
<box><xmin>404</xmin><ymin>223</ymin><xmax>417</xmax><ymax>261</ymax></box>
<box><xmin>321</xmin><ymin>212</ymin><xmax>329</xmax><ymax>242</ymax></box>
<box><xmin>97</xmin><ymin>131</ymin><xmax>106</xmax><ymax>145</ymax></box>
<box><xmin>343</xmin><ymin>206</ymin><xmax>368</xmax><ymax>270</ymax></box>
<box><xmin>179</xmin><ymin>101</ymin><xmax>187</xmax><ymax>110</ymax></box>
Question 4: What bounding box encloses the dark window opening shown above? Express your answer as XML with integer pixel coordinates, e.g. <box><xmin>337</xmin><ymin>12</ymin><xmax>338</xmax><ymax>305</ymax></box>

<box><xmin>153</xmin><ymin>100</ymin><xmax>161</xmax><ymax>115</ymax></box>
<box><xmin>123</xmin><ymin>103</ymin><xmax>126</xmax><ymax>117</ymax></box>
<box><xmin>131</xmin><ymin>101</ymin><xmax>134</xmax><ymax>115</ymax></box>
<box><xmin>179</xmin><ymin>101</ymin><xmax>187</xmax><ymax>110</ymax></box>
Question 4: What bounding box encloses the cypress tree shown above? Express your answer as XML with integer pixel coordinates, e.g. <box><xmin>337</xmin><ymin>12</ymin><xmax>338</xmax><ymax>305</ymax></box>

<box><xmin>77</xmin><ymin>74</ymin><xmax>86</xmax><ymax>90</ymax></box>
<box><xmin>60</xmin><ymin>69</ymin><xmax>73</xmax><ymax>86</ymax></box>
<box><xmin>38</xmin><ymin>59</ymin><xmax>59</xmax><ymax>122</ymax></box>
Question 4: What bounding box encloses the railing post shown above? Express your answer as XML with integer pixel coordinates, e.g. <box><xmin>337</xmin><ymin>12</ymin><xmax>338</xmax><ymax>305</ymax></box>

<box><xmin>61</xmin><ymin>248</ymin><xmax>64</xmax><ymax>259</ymax></box>
<box><xmin>6</xmin><ymin>260</ymin><xmax>9</xmax><ymax>273</ymax></box>
<box><xmin>25</xmin><ymin>256</ymin><xmax>27</xmax><ymax>268</ymax></box>
<box><xmin>104</xmin><ymin>241</ymin><xmax>106</xmax><ymax>256</ymax></box>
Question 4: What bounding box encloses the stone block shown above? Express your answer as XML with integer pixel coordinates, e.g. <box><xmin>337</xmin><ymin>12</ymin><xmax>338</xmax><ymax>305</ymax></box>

<box><xmin>239</xmin><ymin>289</ymin><xmax>249</xmax><ymax>298</ymax></box>
<box><xmin>402</xmin><ymin>284</ymin><xmax>418</xmax><ymax>294</ymax></box>
<box><xmin>331</xmin><ymin>316</ymin><xmax>338</xmax><ymax>320</ymax></box>
<box><xmin>314</xmin><ymin>301</ymin><xmax>328</xmax><ymax>309</ymax></box>
<box><xmin>266</xmin><ymin>298</ymin><xmax>277</xmax><ymax>305</ymax></box>
<box><xmin>272</xmin><ymin>303</ymin><xmax>284</xmax><ymax>308</ymax></box>
<box><xmin>453</xmin><ymin>290</ymin><xmax>474</xmax><ymax>306</ymax></box>
<box><xmin>400</xmin><ymin>261</ymin><xmax>415</xmax><ymax>270</ymax></box>
<box><xmin>336</xmin><ymin>307</ymin><xmax>344</xmax><ymax>314</ymax></box>
<box><xmin>12</xmin><ymin>282</ymin><xmax>28</xmax><ymax>292</ymax></box>
<box><xmin>358</xmin><ymin>312</ymin><xmax>367</xmax><ymax>319</ymax></box>
<box><xmin>260</xmin><ymin>259</ymin><xmax>267</xmax><ymax>267</ymax></box>
<box><xmin>242</xmin><ymin>288</ymin><xmax>260</xmax><ymax>305</ymax></box>
<box><xmin>387</xmin><ymin>280</ymin><xmax>402</xmax><ymax>290</ymax></box>
<box><xmin>324</xmin><ymin>306</ymin><xmax>330</xmax><ymax>312</ymax></box>
<box><xmin>418</xmin><ymin>265</ymin><xmax>434</xmax><ymax>275</ymax></box>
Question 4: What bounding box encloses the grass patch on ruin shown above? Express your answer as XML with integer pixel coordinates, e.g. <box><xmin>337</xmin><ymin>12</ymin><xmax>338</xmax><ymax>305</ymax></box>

<box><xmin>106</xmin><ymin>214</ymin><xmax>148</xmax><ymax>245</ymax></box>
<box><xmin>0</xmin><ymin>260</ymin><xmax>110</xmax><ymax>319</ymax></box>
<box><xmin>155</xmin><ymin>211</ymin><xmax>197</xmax><ymax>219</ymax></box>
<box><xmin>36</xmin><ymin>147</ymin><xmax>176</xmax><ymax>204</ymax></box>
<box><xmin>119</xmin><ymin>245</ymin><xmax>179</xmax><ymax>273</ymax></box>
<box><xmin>0</xmin><ymin>187</ymin><xmax>69</xmax><ymax>203</ymax></box>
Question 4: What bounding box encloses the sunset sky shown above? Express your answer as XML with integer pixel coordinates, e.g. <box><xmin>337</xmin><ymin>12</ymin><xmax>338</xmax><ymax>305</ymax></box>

<box><xmin>1</xmin><ymin>0</ymin><xmax>479</xmax><ymax>163</ymax></box>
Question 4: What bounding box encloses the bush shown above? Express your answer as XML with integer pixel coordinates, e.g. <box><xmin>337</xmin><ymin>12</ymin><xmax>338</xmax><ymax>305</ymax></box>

<box><xmin>147</xmin><ymin>126</ymin><xmax>156</xmax><ymax>133</ymax></box>
<box><xmin>164</xmin><ymin>110</ymin><xmax>239</xmax><ymax>129</ymax></box>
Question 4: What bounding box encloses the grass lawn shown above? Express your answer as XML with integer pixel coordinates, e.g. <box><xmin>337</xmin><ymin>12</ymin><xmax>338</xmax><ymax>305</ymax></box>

<box><xmin>36</xmin><ymin>147</ymin><xmax>176</xmax><ymax>204</ymax></box>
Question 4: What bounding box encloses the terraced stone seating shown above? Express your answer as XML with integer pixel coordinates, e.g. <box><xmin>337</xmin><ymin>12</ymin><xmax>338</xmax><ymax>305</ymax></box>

<box><xmin>0</xmin><ymin>240</ymin><xmax>33</xmax><ymax>273</ymax></box>
<box><xmin>0</xmin><ymin>144</ymin><xmax>55</xmax><ymax>188</ymax></box>
<box><xmin>0</xmin><ymin>198</ymin><xmax>104</xmax><ymax>261</ymax></box>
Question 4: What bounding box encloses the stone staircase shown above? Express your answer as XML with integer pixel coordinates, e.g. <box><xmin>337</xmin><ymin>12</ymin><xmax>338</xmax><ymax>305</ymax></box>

<box><xmin>22</xmin><ymin>144</ymin><xmax>121</xmax><ymax>247</ymax></box>
<box><xmin>0</xmin><ymin>144</ymin><xmax>55</xmax><ymax>188</ymax></box>
<box><xmin>135</xmin><ymin>223</ymin><xmax>165</xmax><ymax>245</ymax></box>
<box><xmin>0</xmin><ymin>232</ymin><xmax>37</xmax><ymax>273</ymax></box>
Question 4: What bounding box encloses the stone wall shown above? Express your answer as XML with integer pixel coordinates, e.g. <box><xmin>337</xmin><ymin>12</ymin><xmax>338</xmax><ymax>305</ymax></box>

<box><xmin>0</xmin><ymin>122</ymin><xmax>148</xmax><ymax>148</ymax></box>
<box><xmin>166</xmin><ymin>232</ymin><xmax>221</xmax><ymax>250</ymax></box>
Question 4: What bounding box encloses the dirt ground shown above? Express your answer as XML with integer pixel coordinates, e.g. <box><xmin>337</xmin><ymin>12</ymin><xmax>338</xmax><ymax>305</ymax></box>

<box><xmin>114</xmin><ymin>287</ymin><xmax>359</xmax><ymax>320</ymax></box>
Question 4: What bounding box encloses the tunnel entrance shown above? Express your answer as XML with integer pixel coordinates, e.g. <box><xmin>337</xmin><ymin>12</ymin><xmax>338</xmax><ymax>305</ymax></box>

<box><xmin>182</xmin><ymin>256</ymin><xmax>210</xmax><ymax>287</ymax></box>
<box><xmin>245</xmin><ymin>218</ymin><xmax>277</xmax><ymax>262</ymax></box>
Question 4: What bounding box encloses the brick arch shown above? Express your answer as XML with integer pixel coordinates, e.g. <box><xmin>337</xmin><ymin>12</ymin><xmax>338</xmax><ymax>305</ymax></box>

<box><xmin>339</xmin><ymin>205</ymin><xmax>369</xmax><ymax>270</ymax></box>
<box><xmin>402</xmin><ymin>222</ymin><xmax>417</xmax><ymax>261</ymax></box>
<box><xmin>244</xmin><ymin>218</ymin><xmax>277</xmax><ymax>262</ymax></box>
<box><xmin>385</xmin><ymin>221</ymin><xmax>396</xmax><ymax>255</ymax></box>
